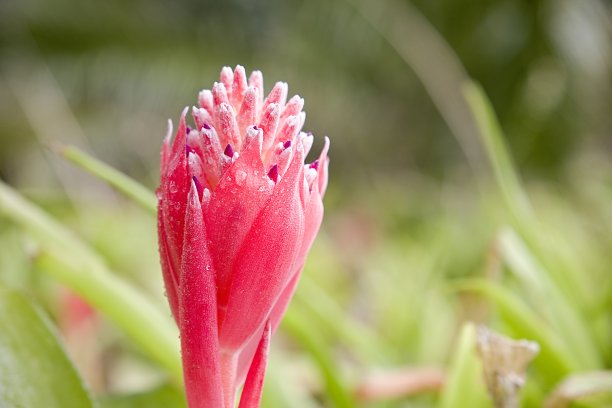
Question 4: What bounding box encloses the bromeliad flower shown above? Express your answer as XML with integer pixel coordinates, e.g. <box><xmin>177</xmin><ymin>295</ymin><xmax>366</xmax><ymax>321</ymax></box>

<box><xmin>157</xmin><ymin>65</ymin><xmax>329</xmax><ymax>408</ymax></box>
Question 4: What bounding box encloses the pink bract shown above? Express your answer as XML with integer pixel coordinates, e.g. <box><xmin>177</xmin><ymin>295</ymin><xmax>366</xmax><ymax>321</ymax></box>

<box><xmin>157</xmin><ymin>65</ymin><xmax>329</xmax><ymax>408</ymax></box>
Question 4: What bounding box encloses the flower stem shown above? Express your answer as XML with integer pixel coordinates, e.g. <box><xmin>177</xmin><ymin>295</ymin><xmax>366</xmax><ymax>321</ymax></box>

<box><xmin>221</xmin><ymin>351</ymin><xmax>238</xmax><ymax>408</ymax></box>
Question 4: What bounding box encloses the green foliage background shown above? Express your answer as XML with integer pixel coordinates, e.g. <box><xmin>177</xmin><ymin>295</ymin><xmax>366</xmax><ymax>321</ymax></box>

<box><xmin>0</xmin><ymin>0</ymin><xmax>611</xmax><ymax>407</ymax></box>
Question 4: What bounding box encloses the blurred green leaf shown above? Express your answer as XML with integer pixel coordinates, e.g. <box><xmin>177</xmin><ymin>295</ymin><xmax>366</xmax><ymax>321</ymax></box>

<box><xmin>282</xmin><ymin>307</ymin><xmax>356</xmax><ymax>408</ymax></box>
<box><xmin>438</xmin><ymin>322</ymin><xmax>489</xmax><ymax>408</ymax></box>
<box><xmin>453</xmin><ymin>279</ymin><xmax>575</xmax><ymax>385</ymax></box>
<box><xmin>498</xmin><ymin>228</ymin><xmax>600</xmax><ymax>369</ymax></box>
<box><xmin>544</xmin><ymin>371</ymin><xmax>612</xmax><ymax>408</ymax></box>
<box><xmin>55</xmin><ymin>144</ymin><xmax>157</xmax><ymax>213</ymax></box>
<box><xmin>0</xmin><ymin>288</ymin><xmax>95</xmax><ymax>408</ymax></box>
<box><xmin>99</xmin><ymin>384</ymin><xmax>185</xmax><ymax>408</ymax></box>
<box><xmin>0</xmin><ymin>181</ymin><xmax>182</xmax><ymax>384</ymax></box>
<box><xmin>463</xmin><ymin>80</ymin><xmax>588</xmax><ymax>308</ymax></box>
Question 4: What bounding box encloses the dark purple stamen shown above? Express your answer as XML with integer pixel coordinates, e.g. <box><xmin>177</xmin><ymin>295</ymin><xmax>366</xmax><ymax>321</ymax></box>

<box><xmin>185</xmin><ymin>144</ymin><xmax>195</xmax><ymax>157</ymax></box>
<box><xmin>309</xmin><ymin>160</ymin><xmax>319</xmax><ymax>170</ymax></box>
<box><xmin>186</xmin><ymin>126</ymin><xmax>192</xmax><ymax>134</ymax></box>
<box><xmin>283</xmin><ymin>140</ymin><xmax>292</xmax><ymax>149</ymax></box>
<box><xmin>192</xmin><ymin>176</ymin><xmax>203</xmax><ymax>200</ymax></box>
<box><xmin>224</xmin><ymin>144</ymin><xmax>234</xmax><ymax>157</ymax></box>
<box><xmin>203</xmin><ymin>123</ymin><xmax>211</xmax><ymax>130</ymax></box>
<box><xmin>252</xmin><ymin>125</ymin><xmax>260</xmax><ymax>131</ymax></box>
<box><xmin>267</xmin><ymin>164</ymin><xmax>279</xmax><ymax>183</ymax></box>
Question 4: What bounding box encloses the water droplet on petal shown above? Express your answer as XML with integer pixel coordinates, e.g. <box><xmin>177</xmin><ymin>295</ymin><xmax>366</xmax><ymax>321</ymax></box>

<box><xmin>235</xmin><ymin>170</ymin><xmax>247</xmax><ymax>185</ymax></box>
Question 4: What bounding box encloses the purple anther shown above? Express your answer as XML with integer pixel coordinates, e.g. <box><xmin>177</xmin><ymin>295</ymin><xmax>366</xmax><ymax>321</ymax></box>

<box><xmin>185</xmin><ymin>144</ymin><xmax>195</xmax><ymax>157</ymax></box>
<box><xmin>309</xmin><ymin>160</ymin><xmax>319</xmax><ymax>170</ymax></box>
<box><xmin>267</xmin><ymin>164</ymin><xmax>279</xmax><ymax>183</ymax></box>
<box><xmin>186</xmin><ymin>126</ymin><xmax>192</xmax><ymax>134</ymax></box>
<box><xmin>192</xmin><ymin>176</ymin><xmax>203</xmax><ymax>200</ymax></box>
<box><xmin>252</xmin><ymin>125</ymin><xmax>260</xmax><ymax>131</ymax></box>
<box><xmin>203</xmin><ymin>123</ymin><xmax>211</xmax><ymax>130</ymax></box>
<box><xmin>283</xmin><ymin>140</ymin><xmax>292</xmax><ymax>149</ymax></box>
<box><xmin>224</xmin><ymin>144</ymin><xmax>234</xmax><ymax>157</ymax></box>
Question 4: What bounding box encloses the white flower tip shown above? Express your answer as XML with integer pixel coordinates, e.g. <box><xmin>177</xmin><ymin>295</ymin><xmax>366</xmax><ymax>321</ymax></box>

<box><xmin>165</xmin><ymin>119</ymin><xmax>173</xmax><ymax>141</ymax></box>
<box><xmin>202</xmin><ymin>187</ymin><xmax>211</xmax><ymax>204</ymax></box>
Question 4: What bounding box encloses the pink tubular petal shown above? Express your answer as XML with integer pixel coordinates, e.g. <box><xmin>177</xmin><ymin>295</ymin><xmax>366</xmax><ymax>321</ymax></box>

<box><xmin>280</xmin><ymin>95</ymin><xmax>304</xmax><ymax>123</ymax></box>
<box><xmin>201</xmin><ymin>125</ymin><xmax>223</xmax><ymax>189</ymax></box>
<box><xmin>237</xmin><ymin>86</ymin><xmax>258</xmax><ymax>135</ymax></box>
<box><xmin>219</xmin><ymin>103</ymin><xmax>242</xmax><ymax>152</ymax></box>
<box><xmin>248</xmin><ymin>71</ymin><xmax>264</xmax><ymax>116</ymax></box>
<box><xmin>238</xmin><ymin>320</ymin><xmax>271</xmax><ymax>408</ymax></box>
<box><xmin>192</xmin><ymin>106</ymin><xmax>212</xmax><ymax>131</ymax></box>
<box><xmin>205</xmin><ymin>133</ymin><xmax>272</xmax><ymax>315</ymax></box>
<box><xmin>262</xmin><ymin>82</ymin><xmax>288</xmax><ymax>114</ymax></box>
<box><xmin>258</xmin><ymin>103</ymin><xmax>280</xmax><ymax>152</ymax></box>
<box><xmin>180</xmin><ymin>182</ymin><xmax>223</xmax><ymax>408</ymax></box>
<box><xmin>219</xmin><ymin>144</ymin><xmax>306</xmax><ymax>350</ymax></box>
<box><xmin>198</xmin><ymin>90</ymin><xmax>214</xmax><ymax>116</ymax></box>
<box><xmin>276</xmin><ymin>113</ymin><xmax>304</xmax><ymax>145</ymax></box>
<box><xmin>231</xmin><ymin>65</ymin><xmax>248</xmax><ymax>110</ymax></box>
<box><xmin>188</xmin><ymin>152</ymin><xmax>207</xmax><ymax>191</ymax></box>
<box><xmin>212</xmin><ymin>83</ymin><xmax>230</xmax><ymax>125</ymax></box>
<box><xmin>220</xmin><ymin>66</ymin><xmax>234</xmax><ymax>97</ymax></box>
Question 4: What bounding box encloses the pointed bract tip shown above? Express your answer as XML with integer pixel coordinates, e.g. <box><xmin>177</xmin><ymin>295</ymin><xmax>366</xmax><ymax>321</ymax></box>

<box><xmin>268</xmin><ymin>164</ymin><xmax>279</xmax><ymax>183</ymax></box>
<box><xmin>192</xmin><ymin>176</ymin><xmax>203</xmax><ymax>201</ymax></box>
<box><xmin>165</xmin><ymin>119</ymin><xmax>173</xmax><ymax>141</ymax></box>
<box><xmin>185</xmin><ymin>144</ymin><xmax>195</xmax><ymax>157</ymax></box>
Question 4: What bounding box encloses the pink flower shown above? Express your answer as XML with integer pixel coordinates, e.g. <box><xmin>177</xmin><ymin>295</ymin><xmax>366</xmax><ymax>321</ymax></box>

<box><xmin>157</xmin><ymin>65</ymin><xmax>329</xmax><ymax>408</ymax></box>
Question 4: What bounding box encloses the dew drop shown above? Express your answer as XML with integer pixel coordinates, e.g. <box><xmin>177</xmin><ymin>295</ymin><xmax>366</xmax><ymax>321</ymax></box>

<box><xmin>169</xmin><ymin>181</ymin><xmax>178</xmax><ymax>194</ymax></box>
<box><xmin>235</xmin><ymin>170</ymin><xmax>247</xmax><ymax>185</ymax></box>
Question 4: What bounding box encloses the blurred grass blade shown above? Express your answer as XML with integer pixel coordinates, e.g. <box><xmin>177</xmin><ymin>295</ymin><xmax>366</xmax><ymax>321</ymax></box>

<box><xmin>463</xmin><ymin>81</ymin><xmax>590</xmax><ymax>313</ymax></box>
<box><xmin>295</xmin><ymin>276</ymin><xmax>384</xmax><ymax>361</ymax></box>
<box><xmin>453</xmin><ymin>279</ymin><xmax>576</xmax><ymax>384</ymax></box>
<box><xmin>282</xmin><ymin>307</ymin><xmax>356</xmax><ymax>408</ymax></box>
<box><xmin>345</xmin><ymin>0</ymin><xmax>487</xmax><ymax>179</ymax></box>
<box><xmin>0</xmin><ymin>181</ymin><xmax>182</xmax><ymax>384</ymax></box>
<box><xmin>438</xmin><ymin>322</ymin><xmax>489</xmax><ymax>408</ymax></box>
<box><xmin>498</xmin><ymin>228</ymin><xmax>600</xmax><ymax>369</ymax></box>
<box><xmin>54</xmin><ymin>144</ymin><xmax>157</xmax><ymax>213</ymax></box>
<box><xmin>262</xmin><ymin>355</ymin><xmax>320</xmax><ymax>408</ymax></box>
<box><xmin>462</xmin><ymin>81</ymin><xmax>534</xmax><ymax>225</ymax></box>
<box><xmin>544</xmin><ymin>371</ymin><xmax>612</xmax><ymax>408</ymax></box>
<box><xmin>99</xmin><ymin>383</ymin><xmax>186</xmax><ymax>408</ymax></box>
<box><xmin>0</xmin><ymin>288</ymin><xmax>95</xmax><ymax>408</ymax></box>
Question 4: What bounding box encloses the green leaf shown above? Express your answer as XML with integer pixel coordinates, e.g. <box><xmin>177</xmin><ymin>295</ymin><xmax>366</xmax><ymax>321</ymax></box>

<box><xmin>281</xmin><ymin>307</ymin><xmax>356</xmax><ymax>408</ymax></box>
<box><xmin>55</xmin><ymin>144</ymin><xmax>157</xmax><ymax>213</ymax></box>
<box><xmin>0</xmin><ymin>181</ymin><xmax>182</xmax><ymax>385</ymax></box>
<box><xmin>453</xmin><ymin>279</ymin><xmax>575</xmax><ymax>385</ymax></box>
<box><xmin>462</xmin><ymin>81</ymin><xmax>589</xmax><ymax>310</ymax></box>
<box><xmin>498</xmin><ymin>228</ymin><xmax>600</xmax><ymax>369</ymax></box>
<box><xmin>438</xmin><ymin>322</ymin><xmax>489</xmax><ymax>408</ymax></box>
<box><xmin>99</xmin><ymin>384</ymin><xmax>186</xmax><ymax>408</ymax></box>
<box><xmin>0</xmin><ymin>288</ymin><xmax>95</xmax><ymax>408</ymax></box>
<box><xmin>544</xmin><ymin>371</ymin><xmax>612</xmax><ymax>408</ymax></box>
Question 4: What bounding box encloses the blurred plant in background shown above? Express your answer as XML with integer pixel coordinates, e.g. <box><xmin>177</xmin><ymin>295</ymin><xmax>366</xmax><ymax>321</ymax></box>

<box><xmin>0</xmin><ymin>0</ymin><xmax>611</xmax><ymax>407</ymax></box>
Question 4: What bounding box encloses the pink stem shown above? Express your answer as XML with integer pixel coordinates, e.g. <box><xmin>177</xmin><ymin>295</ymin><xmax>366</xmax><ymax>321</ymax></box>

<box><xmin>221</xmin><ymin>351</ymin><xmax>239</xmax><ymax>408</ymax></box>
